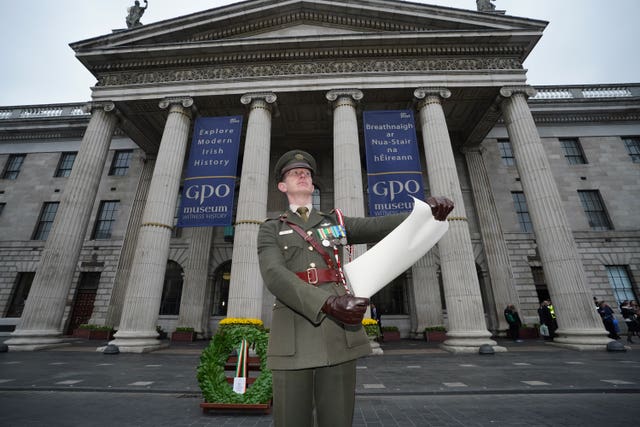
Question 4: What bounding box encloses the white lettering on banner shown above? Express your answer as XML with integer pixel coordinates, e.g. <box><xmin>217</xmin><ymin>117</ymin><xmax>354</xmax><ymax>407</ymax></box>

<box><xmin>372</xmin><ymin>180</ymin><xmax>421</xmax><ymax>201</ymax></box>
<box><xmin>185</xmin><ymin>184</ymin><xmax>232</xmax><ymax>205</ymax></box>
<box><xmin>193</xmin><ymin>159</ymin><xmax>230</xmax><ymax>167</ymax></box>
<box><xmin>199</xmin><ymin>128</ymin><xmax>234</xmax><ymax>135</ymax></box>
<box><xmin>373</xmin><ymin>154</ymin><xmax>413</xmax><ymax>162</ymax></box>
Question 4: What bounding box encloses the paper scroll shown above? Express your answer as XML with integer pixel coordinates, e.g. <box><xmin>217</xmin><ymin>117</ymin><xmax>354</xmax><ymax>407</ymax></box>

<box><xmin>344</xmin><ymin>197</ymin><xmax>449</xmax><ymax>298</ymax></box>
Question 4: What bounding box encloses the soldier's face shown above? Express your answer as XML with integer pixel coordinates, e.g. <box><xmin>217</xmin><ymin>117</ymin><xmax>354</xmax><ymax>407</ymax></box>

<box><xmin>278</xmin><ymin>168</ymin><xmax>314</xmax><ymax>195</ymax></box>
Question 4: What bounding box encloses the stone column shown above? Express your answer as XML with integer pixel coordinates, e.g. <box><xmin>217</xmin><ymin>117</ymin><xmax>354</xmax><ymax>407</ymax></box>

<box><xmin>7</xmin><ymin>102</ymin><xmax>117</xmax><ymax>351</ymax></box>
<box><xmin>226</xmin><ymin>93</ymin><xmax>276</xmax><ymax>319</ymax></box>
<box><xmin>414</xmin><ymin>87</ymin><xmax>499</xmax><ymax>353</ymax></box>
<box><xmin>464</xmin><ymin>147</ymin><xmax>519</xmax><ymax>333</ymax></box>
<box><xmin>177</xmin><ymin>226</ymin><xmax>214</xmax><ymax>337</ymax></box>
<box><xmin>326</xmin><ymin>89</ymin><xmax>367</xmax><ymax>260</ymax></box>
<box><xmin>104</xmin><ymin>156</ymin><xmax>155</xmax><ymax>328</ymax></box>
<box><xmin>499</xmin><ymin>86</ymin><xmax>610</xmax><ymax>350</ymax></box>
<box><xmin>409</xmin><ymin>251</ymin><xmax>443</xmax><ymax>336</ymax></box>
<box><xmin>109</xmin><ymin>97</ymin><xmax>193</xmax><ymax>353</ymax></box>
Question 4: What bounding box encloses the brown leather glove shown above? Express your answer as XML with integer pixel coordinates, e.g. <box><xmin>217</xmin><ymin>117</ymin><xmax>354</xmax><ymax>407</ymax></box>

<box><xmin>426</xmin><ymin>196</ymin><xmax>454</xmax><ymax>221</ymax></box>
<box><xmin>322</xmin><ymin>295</ymin><xmax>370</xmax><ymax>325</ymax></box>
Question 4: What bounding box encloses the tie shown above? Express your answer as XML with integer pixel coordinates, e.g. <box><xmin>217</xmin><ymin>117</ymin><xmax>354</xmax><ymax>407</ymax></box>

<box><xmin>296</xmin><ymin>206</ymin><xmax>309</xmax><ymax>222</ymax></box>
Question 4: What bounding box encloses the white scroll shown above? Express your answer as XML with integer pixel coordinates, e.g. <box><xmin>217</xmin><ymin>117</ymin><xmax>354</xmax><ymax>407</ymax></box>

<box><xmin>344</xmin><ymin>197</ymin><xmax>449</xmax><ymax>298</ymax></box>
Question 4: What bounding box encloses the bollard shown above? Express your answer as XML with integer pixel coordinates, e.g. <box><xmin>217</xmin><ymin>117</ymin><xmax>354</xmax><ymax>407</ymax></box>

<box><xmin>606</xmin><ymin>341</ymin><xmax>626</xmax><ymax>352</ymax></box>
<box><xmin>103</xmin><ymin>344</ymin><xmax>120</xmax><ymax>354</ymax></box>
<box><xmin>478</xmin><ymin>344</ymin><xmax>494</xmax><ymax>355</ymax></box>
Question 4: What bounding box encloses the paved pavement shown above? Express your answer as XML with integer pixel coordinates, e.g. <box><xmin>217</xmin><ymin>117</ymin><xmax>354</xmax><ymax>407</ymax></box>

<box><xmin>1</xmin><ymin>337</ymin><xmax>640</xmax><ymax>426</ymax></box>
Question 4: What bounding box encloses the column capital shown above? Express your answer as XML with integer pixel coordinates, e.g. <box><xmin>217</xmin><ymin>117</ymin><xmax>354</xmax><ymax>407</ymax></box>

<box><xmin>159</xmin><ymin>97</ymin><xmax>194</xmax><ymax>110</ymax></box>
<box><xmin>414</xmin><ymin>87</ymin><xmax>451</xmax><ymax>101</ymax></box>
<box><xmin>499</xmin><ymin>86</ymin><xmax>537</xmax><ymax>99</ymax></box>
<box><xmin>240</xmin><ymin>92</ymin><xmax>277</xmax><ymax>105</ymax></box>
<box><xmin>325</xmin><ymin>89</ymin><xmax>363</xmax><ymax>103</ymax></box>
<box><xmin>82</xmin><ymin>101</ymin><xmax>116</xmax><ymax>114</ymax></box>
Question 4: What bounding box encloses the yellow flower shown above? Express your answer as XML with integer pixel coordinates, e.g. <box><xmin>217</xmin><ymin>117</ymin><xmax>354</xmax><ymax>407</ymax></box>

<box><xmin>219</xmin><ymin>318</ymin><xmax>264</xmax><ymax>327</ymax></box>
<box><xmin>362</xmin><ymin>318</ymin><xmax>378</xmax><ymax>326</ymax></box>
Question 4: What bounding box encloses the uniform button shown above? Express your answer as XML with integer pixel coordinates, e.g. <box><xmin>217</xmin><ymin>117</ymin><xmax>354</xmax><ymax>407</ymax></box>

<box><xmin>283</xmin><ymin>246</ymin><xmax>288</xmax><ymax>250</ymax></box>
<box><xmin>307</xmin><ymin>230</ymin><xmax>313</xmax><ymax>236</ymax></box>
<box><xmin>308</xmin><ymin>246</ymin><xmax>314</xmax><ymax>251</ymax></box>
<box><xmin>310</xmin><ymin>263</ymin><xmax>316</xmax><ymax>268</ymax></box>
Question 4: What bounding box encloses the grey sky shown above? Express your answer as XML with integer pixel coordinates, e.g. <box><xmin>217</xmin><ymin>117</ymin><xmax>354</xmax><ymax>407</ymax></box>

<box><xmin>1</xmin><ymin>0</ymin><xmax>638</xmax><ymax>106</ymax></box>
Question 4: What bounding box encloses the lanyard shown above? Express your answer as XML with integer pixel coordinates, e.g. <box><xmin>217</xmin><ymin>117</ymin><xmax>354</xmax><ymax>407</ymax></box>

<box><xmin>331</xmin><ymin>208</ymin><xmax>351</xmax><ymax>294</ymax></box>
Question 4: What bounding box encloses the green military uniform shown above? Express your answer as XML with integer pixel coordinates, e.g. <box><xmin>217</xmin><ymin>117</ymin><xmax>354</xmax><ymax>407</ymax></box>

<box><xmin>258</xmin><ymin>206</ymin><xmax>405</xmax><ymax>426</ymax></box>
<box><xmin>258</xmin><ymin>149</ymin><xmax>408</xmax><ymax>427</ymax></box>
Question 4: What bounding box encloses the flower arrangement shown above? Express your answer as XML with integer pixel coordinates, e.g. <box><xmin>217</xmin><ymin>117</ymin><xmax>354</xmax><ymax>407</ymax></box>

<box><xmin>219</xmin><ymin>318</ymin><xmax>264</xmax><ymax>328</ymax></box>
<box><xmin>362</xmin><ymin>318</ymin><xmax>380</xmax><ymax>337</ymax></box>
<box><xmin>197</xmin><ymin>318</ymin><xmax>272</xmax><ymax>405</ymax></box>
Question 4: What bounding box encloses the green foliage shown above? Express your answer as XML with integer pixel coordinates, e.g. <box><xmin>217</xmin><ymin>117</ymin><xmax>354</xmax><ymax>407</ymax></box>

<box><xmin>175</xmin><ymin>327</ymin><xmax>195</xmax><ymax>332</ymax></box>
<box><xmin>423</xmin><ymin>326</ymin><xmax>446</xmax><ymax>332</ymax></box>
<box><xmin>381</xmin><ymin>326</ymin><xmax>399</xmax><ymax>332</ymax></box>
<box><xmin>363</xmin><ymin>324</ymin><xmax>380</xmax><ymax>337</ymax></box>
<box><xmin>197</xmin><ymin>324</ymin><xmax>272</xmax><ymax>404</ymax></box>
<box><xmin>77</xmin><ymin>324</ymin><xmax>113</xmax><ymax>331</ymax></box>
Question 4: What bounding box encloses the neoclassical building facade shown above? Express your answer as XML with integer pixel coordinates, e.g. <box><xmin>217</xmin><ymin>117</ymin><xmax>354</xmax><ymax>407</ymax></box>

<box><xmin>1</xmin><ymin>0</ymin><xmax>639</xmax><ymax>352</ymax></box>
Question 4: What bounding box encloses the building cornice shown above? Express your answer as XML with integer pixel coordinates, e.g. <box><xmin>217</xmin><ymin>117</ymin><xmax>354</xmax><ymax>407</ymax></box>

<box><xmin>96</xmin><ymin>57</ymin><xmax>523</xmax><ymax>87</ymax></box>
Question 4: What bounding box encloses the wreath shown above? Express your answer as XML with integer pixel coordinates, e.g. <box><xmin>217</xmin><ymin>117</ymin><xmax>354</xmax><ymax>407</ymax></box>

<box><xmin>197</xmin><ymin>322</ymin><xmax>272</xmax><ymax>404</ymax></box>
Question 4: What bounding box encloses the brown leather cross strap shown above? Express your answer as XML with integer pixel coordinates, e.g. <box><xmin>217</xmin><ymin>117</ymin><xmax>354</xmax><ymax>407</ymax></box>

<box><xmin>279</xmin><ymin>217</ymin><xmax>335</xmax><ymax>270</ymax></box>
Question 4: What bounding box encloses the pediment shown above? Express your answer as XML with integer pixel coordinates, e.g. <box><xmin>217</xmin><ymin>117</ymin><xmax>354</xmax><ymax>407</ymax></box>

<box><xmin>72</xmin><ymin>0</ymin><xmax>546</xmax><ymax>51</ymax></box>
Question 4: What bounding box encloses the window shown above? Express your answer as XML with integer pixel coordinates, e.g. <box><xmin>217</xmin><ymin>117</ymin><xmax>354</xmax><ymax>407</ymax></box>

<box><xmin>212</xmin><ymin>262</ymin><xmax>231</xmax><ymax>316</ymax></box>
<box><xmin>172</xmin><ymin>189</ymin><xmax>182</xmax><ymax>238</ymax></box>
<box><xmin>371</xmin><ymin>273</ymin><xmax>408</xmax><ymax>315</ymax></box>
<box><xmin>0</xmin><ymin>202</ymin><xmax>5</xmax><ymax>217</ymax></box>
<box><xmin>159</xmin><ymin>261</ymin><xmax>183</xmax><ymax>315</ymax></box>
<box><xmin>92</xmin><ymin>200</ymin><xmax>119</xmax><ymax>239</ymax></box>
<box><xmin>497</xmin><ymin>140</ymin><xmax>515</xmax><ymax>166</ymax></box>
<box><xmin>622</xmin><ymin>137</ymin><xmax>640</xmax><ymax>163</ymax></box>
<box><xmin>109</xmin><ymin>150</ymin><xmax>133</xmax><ymax>176</ymax></box>
<box><xmin>512</xmin><ymin>191</ymin><xmax>533</xmax><ymax>232</ymax></box>
<box><xmin>577</xmin><ymin>190</ymin><xmax>612</xmax><ymax>230</ymax></box>
<box><xmin>606</xmin><ymin>266</ymin><xmax>637</xmax><ymax>307</ymax></box>
<box><xmin>312</xmin><ymin>187</ymin><xmax>321</xmax><ymax>211</ymax></box>
<box><xmin>2</xmin><ymin>154</ymin><xmax>26</xmax><ymax>179</ymax></box>
<box><xmin>6</xmin><ymin>272</ymin><xmax>35</xmax><ymax>317</ymax></box>
<box><xmin>560</xmin><ymin>138</ymin><xmax>587</xmax><ymax>165</ymax></box>
<box><xmin>32</xmin><ymin>202</ymin><xmax>59</xmax><ymax>240</ymax></box>
<box><xmin>54</xmin><ymin>152</ymin><xmax>77</xmax><ymax>177</ymax></box>
<box><xmin>532</xmin><ymin>267</ymin><xmax>550</xmax><ymax>303</ymax></box>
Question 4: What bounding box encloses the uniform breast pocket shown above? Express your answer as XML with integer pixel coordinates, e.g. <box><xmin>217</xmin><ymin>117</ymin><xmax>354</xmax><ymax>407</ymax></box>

<box><xmin>279</xmin><ymin>233</ymin><xmax>307</xmax><ymax>264</ymax></box>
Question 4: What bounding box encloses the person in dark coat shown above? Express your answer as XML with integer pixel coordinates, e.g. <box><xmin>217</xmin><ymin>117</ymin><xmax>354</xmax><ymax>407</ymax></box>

<box><xmin>620</xmin><ymin>300</ymin><xmax>638</xmax><ymax>343</ymax></box>
<box><xmin>597</xmin><ymin>301</ymin><xmax>620</xmax><ymax>340</ymax></box>
<box><xmin>257</xmin><ymin>149</ymin><xmax>454</xmax><ymax>427</ymax></box>
<box><xmin>537</xmin><ymin>300</ymin><xmax>556</xmax><ymax>340</ymax></box>
<box><xmin>504</xmin><ymin>304</ymin><xmax>523</xmax><ymax>342</ymax></box>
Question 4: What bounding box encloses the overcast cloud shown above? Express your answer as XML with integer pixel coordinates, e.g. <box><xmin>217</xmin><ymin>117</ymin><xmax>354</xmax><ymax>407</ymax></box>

<box><xmin>0</xmin><ymin>0</ymin><xmax>638</xmax><ymax>106</ymax></box>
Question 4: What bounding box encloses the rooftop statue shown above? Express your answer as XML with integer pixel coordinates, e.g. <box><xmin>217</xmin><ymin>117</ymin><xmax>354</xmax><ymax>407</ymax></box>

<box><xmin>126</xmin><ymin>0</ymin><xmax>148</xmax><ymax>28</ymax></box>
<box><xmin>476</xmin><ymin>0</ymin><xmax>496</xmax><ymax>12</ymax></box>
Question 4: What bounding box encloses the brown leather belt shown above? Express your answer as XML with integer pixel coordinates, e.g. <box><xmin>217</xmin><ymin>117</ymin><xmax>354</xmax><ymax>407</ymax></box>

<box><xmin>295</xmin><ymin>268</ymin><xmax>340</xmax><ymax>285</ymax></box>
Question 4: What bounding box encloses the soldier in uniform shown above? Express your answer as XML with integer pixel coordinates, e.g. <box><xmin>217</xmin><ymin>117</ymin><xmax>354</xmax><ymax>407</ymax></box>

<box><xmin>257</xmin><ymin>149</ymin><xmax>453</xmax><ymax>427</ymax></box>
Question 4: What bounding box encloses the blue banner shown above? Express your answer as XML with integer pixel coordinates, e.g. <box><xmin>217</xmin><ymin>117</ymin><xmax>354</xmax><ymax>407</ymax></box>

<box><xmin>363</xmin><ymin>110</ymin><xmax>424</xmax><ymax>216</ymax></box>
<box><xmin>177</xmin><ymin>116</ymin><xmax>243</xmax><ymax>227</ymax></box>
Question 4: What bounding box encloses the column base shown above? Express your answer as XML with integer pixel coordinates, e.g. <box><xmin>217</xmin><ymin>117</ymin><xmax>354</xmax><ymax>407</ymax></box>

<box><xmin>548</xmin><ymin>328</ymin><xmax>612</xmax><ymax>351</ymax></box>
<box><xmin>369</xmin><ymin>337</ymin><xmax>384</xmax><ymax>356</ymax></box>
<box><xmin>5</xmin><ymin>329</ymin><xmax>70</xmax><ymax>352</ymax></box>
<box><xmin>106</xmin><ymin>330</ymin><xmax>169</xmax><ymax>353</ymax></box>
<box><xmin>440</xmin><ymin>335</ymin><xmax>507</xmax><ymax>354</ymax></box>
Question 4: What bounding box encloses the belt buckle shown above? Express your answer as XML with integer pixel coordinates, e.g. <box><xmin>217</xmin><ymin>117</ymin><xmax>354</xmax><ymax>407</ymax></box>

<box><xmin>306</xmin><ymin>267</ymin><xmax>319</xmax><ymax>285</ymax></box>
